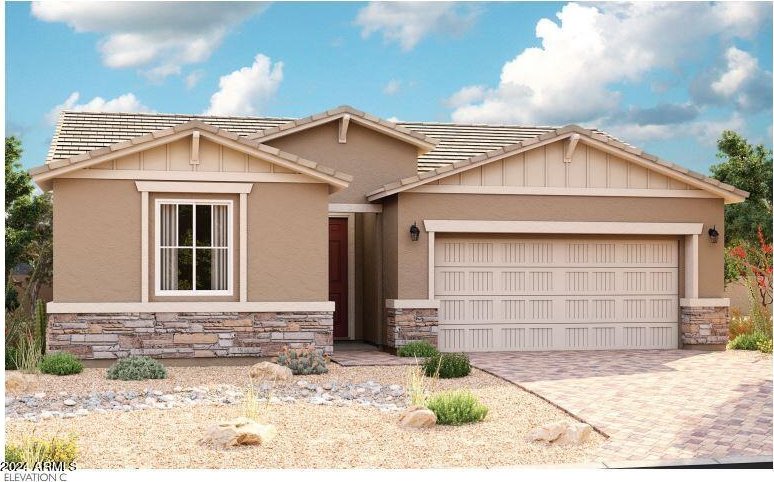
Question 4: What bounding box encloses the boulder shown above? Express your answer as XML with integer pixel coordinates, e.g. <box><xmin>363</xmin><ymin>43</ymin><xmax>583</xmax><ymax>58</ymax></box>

<box><xmin>398</xmin><ymin>406</ymin><xmax>437</xmax><ymax>429</ymax></box>
<box><xmin>527</xmin><ymin>421</ymin><xmax>568</xmax><ymax>443</ymax></box>
<box><xmin>555</xmin><ymin>423</ymin><xmax>593</xmax><ymax>445</ymax></box>
<box><xmin>248</xmin><ymin>362</ymin><xmax>293</xmax><ymax>382</ymax></box>
<box><xmin>200</xmin><ymin>417</ymin><xmax>277</xmax><ymax>448</ymax></box>
<box><xmin>4</xmin><ymin>372</ymin><xmax>36</xmax><ymax>394</ymax></box>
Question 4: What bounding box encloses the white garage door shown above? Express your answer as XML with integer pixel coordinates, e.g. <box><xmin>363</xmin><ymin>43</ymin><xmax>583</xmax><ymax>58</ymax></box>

<box><xmin>435</xmin><ymin>236</ymin><xmax>679</xmax><ymax>352</ymax></box>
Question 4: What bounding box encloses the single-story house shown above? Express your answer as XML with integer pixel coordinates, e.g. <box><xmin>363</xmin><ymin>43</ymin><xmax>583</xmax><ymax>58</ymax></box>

<box><xmin>30</xmin><ymin>106</ymin><xmax>748</xmax><ymax>359</ymax></box>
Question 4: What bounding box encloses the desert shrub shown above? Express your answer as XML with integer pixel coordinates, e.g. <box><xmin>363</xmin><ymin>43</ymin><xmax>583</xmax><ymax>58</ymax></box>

<box><xmin>5</xmin><ymin>347</ymin><xmax>18</xmax><ymax>370</ymax></box>
<box><xmin>106</xmin><ymin>356</ymin><xmax>167</xmax><ymax>381</ymax></box>
<box><xmin>397</xmin><ymin>341</ymin><xmax>438</xmax><ymax>358</ymax></box>
<box><xmin>39</xmin><ymin>352</ymin><xmax>83</xmax><ymax>376</ymax></box>
<box><xmin>405</xmin><ymin>363</ymin><xmax>435</xmax><ymax>407</ymax></box>
<box><xmin>426</xmin><ymin>390</ymin><xmax>488</xmax><ymax>425</ymax></box>
<box><xmin>5</xmin><ymin>434</ymin><xmax>78</xmax><ymax>467</ymax></box>
<box><xmin>275</xmin><ymin>348</ymin><xmax>328</xmax><ymax>375</ymax></box>
<box><xmin>13</xmin><ymin>328</ymin><xmax>42</xmax><ymax>374</ymax></box>
<box><xmin>728</xmin><ymin>308</ymin><xmax>755</xmax><ymax>340</ymax></box>
<box><xmin>756</xmin><ymin>338</ymin><xmax>773</xmax><ymax>354</ymax></box>
<box><xmin>727</xmin><ymin>331</ymin><xmax>769</xmax><ymax>351</ymax></box>
<box><xmin>423</xmin><ymin>352</ymin><xmax>471</xmax><ymax>379</ymax></box>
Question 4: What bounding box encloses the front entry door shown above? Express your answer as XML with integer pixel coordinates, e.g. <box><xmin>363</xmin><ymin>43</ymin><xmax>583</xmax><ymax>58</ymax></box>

<box><xmin>329</xmin><ymin>218</ymin><xmax>349</xmax><ymax>338</ymax></box>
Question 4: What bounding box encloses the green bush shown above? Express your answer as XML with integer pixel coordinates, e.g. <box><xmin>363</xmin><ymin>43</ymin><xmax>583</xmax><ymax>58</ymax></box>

<box><xmin>423</xmin><ymin>352</ymin><xmax>471</xmax><ymax>379</ymax></box>
<box><xmin>397</xmin><ymin>341</ymin><xmax>439</xmax><ymax>358</ymax></box>
<box><xmin>427</xmin><ymin>390</ymin><xmax>488</xmax><ymax>425</ymax></box>
<box><xmin>756</xmin><ymin>338</ymin><xmax>773</xmax><ymax>354</ymax></box>
<box><xmin>5</xmin><ymin>347</ymin><xmax>18</xmax><ymax>370</ymax></box>
<box><xmin>5</xmin><ymin>434</ymin><xmax>78</xmax><ymax>467</ymax></box>
<box><xmin>727</xmin><ymin>331</ymin><xmax>770</xmax><ymax>351</ymax></box>
<box><xmin>39</xmin><ymin>352</ymin><xmax>83</xmax><ymax>376</ymax></box>
<box><xmin>106</xmin><ymin>356</ymin><xmax>167</xmax><ymax>381</ymax></box>
<box><xmin>275</xmin><ymin>348</ymin><xmax>328</xmax><ymax>375</ymax></box>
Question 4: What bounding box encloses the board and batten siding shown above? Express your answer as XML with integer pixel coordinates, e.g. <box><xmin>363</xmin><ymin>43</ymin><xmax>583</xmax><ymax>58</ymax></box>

<box><xmin>429</xmin><ymin>143</ymin><xmax>695</xmax><ymax>190</ymax></box>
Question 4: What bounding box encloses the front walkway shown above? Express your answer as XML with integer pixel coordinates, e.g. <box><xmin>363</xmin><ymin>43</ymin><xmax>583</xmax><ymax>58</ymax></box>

<box><xmin>469</xmin><ymin>349</ymin><xmax>773</xmax><ymax>462</ymax></box>
<box><xmin>330</xmin><ymin>342</ymin><xmax>421</xmax><ymax>366</ymax></box>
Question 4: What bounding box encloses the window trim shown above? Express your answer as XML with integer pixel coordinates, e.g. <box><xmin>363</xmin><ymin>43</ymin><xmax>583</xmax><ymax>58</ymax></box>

<box><xmin>154</xmin><ymin>198</ymin><xmax>234</xmax><ymax>297</ymax></box>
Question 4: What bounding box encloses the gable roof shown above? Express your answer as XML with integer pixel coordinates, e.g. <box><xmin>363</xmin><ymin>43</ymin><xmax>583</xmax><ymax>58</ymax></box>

<box><xmin>365</xmin><ymin>125</ymin><xmax>749</xmax><ymax>204</ymax></box>
<box><xmin>31</xmin><ymin>119</ymin><xmax>353</xmax><ymax>192</ymax></box>
<box><xmin>244</xmin><ymin>105</ymin><xmax>439</xmax><ymax>152</ymax></box>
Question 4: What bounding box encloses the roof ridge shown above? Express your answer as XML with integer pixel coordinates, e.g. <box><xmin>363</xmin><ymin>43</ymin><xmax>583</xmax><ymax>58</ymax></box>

<box><xmin>397</xmin><ymin>120</ymin><xmax>560</xmax><ymax>129</ymax></box>
<box><xmin>60</xmin><ymin>110</ymin><xmax>295</xmax><ymax>122</ymax></box>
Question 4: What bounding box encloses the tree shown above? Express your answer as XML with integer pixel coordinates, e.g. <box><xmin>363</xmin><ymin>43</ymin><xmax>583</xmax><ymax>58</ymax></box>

<box><xmin>710</xmin><ymin>130</ymin><xmax>773</xmax><ymax>245</ymax></box>
<box><xmin>5</xmin><ymin>136</ymin><xmax>53</xmax><ymax>309</ymax></box>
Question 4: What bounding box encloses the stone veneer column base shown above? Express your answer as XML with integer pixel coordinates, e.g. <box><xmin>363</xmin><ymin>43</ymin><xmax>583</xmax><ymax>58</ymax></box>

<box><xmin>47</xmin><ymin>312</ymin><xmax>333</xmax><ymax>359</ymax></box>
<box><xmin>680</xmin><ymin>305</ymin><xmax>730</xmax><ymax>348</ymax></box>
<box><xmin>385</xmin><ymin>307</ymin><xmax>439</xmax><ymax>349</ymax></box>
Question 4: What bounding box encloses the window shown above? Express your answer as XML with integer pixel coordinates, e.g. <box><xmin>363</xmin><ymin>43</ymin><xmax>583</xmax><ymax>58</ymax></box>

<box><xmin>155</xmin><ymin>200</ymin><xmax>232</xmax><ymax>295</ymax></box>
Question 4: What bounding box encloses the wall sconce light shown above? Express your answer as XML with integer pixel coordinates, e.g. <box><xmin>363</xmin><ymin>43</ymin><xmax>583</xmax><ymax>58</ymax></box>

<box><xmin>708</xmin><ymin>225</ymin><xmax>719</xmax><ymax>244</ymax></box>
<box><xmin>409</xmin><ymin>222</ymin><xmax>420</xmax><ymax>242</ymax></box>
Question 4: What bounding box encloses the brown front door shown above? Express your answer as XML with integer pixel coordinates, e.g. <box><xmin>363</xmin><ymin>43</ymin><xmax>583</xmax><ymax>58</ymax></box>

<box><xmin>329</xmin><ymin>218</ymin><xmax>348</xmax><ymax>338</ymax></box>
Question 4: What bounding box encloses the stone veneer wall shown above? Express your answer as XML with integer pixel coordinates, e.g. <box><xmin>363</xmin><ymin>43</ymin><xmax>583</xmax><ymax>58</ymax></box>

<box><xmin>385</xmin><ymin>307</ymin><xmax>438</xmax><ymax>348</ymax></box>
<box><xmin>680</xmin><ymin>306</ymin><xmax>730</xmax><ymax>346</ymax></box>
<box><xmin>48</xmin><ymin>312</ymin><xmax>333</xmax><ymax>359</ymax></box>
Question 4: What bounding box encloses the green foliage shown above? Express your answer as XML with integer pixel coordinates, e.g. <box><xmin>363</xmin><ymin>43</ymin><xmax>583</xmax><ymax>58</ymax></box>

<box><xmin>757</xmin><ymin>338</ymin><xmax>773</xmax><ymax>354</ymax></box>
<box><xmin>5</xmin><ymin>136</ymin><xmax>53</xmax><ymax>306</ymax></box>
<box><xmin>6</xmin><ymin>283</ymin><xmax>19</xmax><ymax>312</ymax></box>
<box><xmin>423</xmin><ymin>352</ymin><xmax>471</xmax><ymax>379</ymax></box>
<box><xmin>426</xmin><ymin>390</ymin><xmax>488</xmax><ymax>425</ymax></box>
<box><xmin>727</xmin><ymin>331</ymin><xmax>770</xmax><ymax>351</ymax></box>
<box><xmin>35</xmin><ymin>299</ymin><xmax>46</xmax><ymax>355</ymax></box>
<box><xmin>397</xmin><ymin>340</ymin><xmax>439</xmax><ymax>358</ymax></box>
<box><xmin>5</xmin><ymin>434</ymin><xmax>78</xmax><ymax>467</ymax></box>
<box><xmin>5</xmin><ymin>347</ymin><xmax>18</xmax><ymax>370</ymax></box>
<box><xmin>106</xmin><ymin>356</ymin><xmax>167</xmax><ymax>381</ymax></box>
<box><xmin>13</xmin><ymin>328</ymin><xmax>42</xmax><ymax>374</ymax></box>
<box><xmin>39</xmin><ymin>352</ymin><xmax>83</xmax><ymax>376</ymax></box>
<box><xmin>275</xmin><ymin>348</ymin><xmax>328</xmax><ymax>375</ymax></box>
<box><xmin>710</xmin><ymin>131</ymin><xmax>773</xmax><ymax>246</ymax></box>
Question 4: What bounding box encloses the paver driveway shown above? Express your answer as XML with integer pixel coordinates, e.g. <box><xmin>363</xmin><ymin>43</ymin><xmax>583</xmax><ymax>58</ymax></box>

<box><xmin>469</xmin><ymin>350</ymin><xmax>772</xmax><ymax>462</ymax></box>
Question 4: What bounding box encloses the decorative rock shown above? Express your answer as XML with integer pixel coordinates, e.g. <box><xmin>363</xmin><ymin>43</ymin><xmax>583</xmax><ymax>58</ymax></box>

<box><xmin>5</xmin><ymin>372</ymin><xmax>36</xmax><ymax>394</ymax></box>
<box><xmin>152</xmin><ymin>390</ymin><xmax>163</xmax><ymax>397</ymax></box>
<box><xmin>200</xmin><ymin>417</ymin><xmax>277</xmax><ymax>448</ymax></box>
<box><xmin>398</xmin><ymin>406</ymin><xmax>437</xmax><ymax>429</ymax></box>
<box><xmin>173</xmin><ymin>386</ymin><xmax>183</xmax><ymax>393</ymax></box>
<box><xmin>528</xmin><ymin>422</ymin><xmax>568</xmax><ymax>443</ymax></box>
<box><xmin>40</xmin><ymin>411</ymin><xmax>55</xmax><ymax>420</ymax></box>
<box><xmin>58</xmin><ymin>391</ymin><xmax>68</xmax><ymax>397</ymax></box>
<box><xmin>75</xmin><ymin>409</ymin><xmax>89</xmax><ymax>416</ymax></box>
<box><xmin>296</xmin><ymin>381</ymin><xmax>308</xmax><ymax>388</ymax></box>
<box><xmin>62</xmin><ymin>413</ymin><xmax>76</xmax><ymax>419</ymax></box>
<box><xmin>145</xmin><ymin>397</ymin><xmax>157</xmax><ymax>405</ymax></box>
<box><xmin>34</xmin><ymin>392</ymin><xmax>46</xmax><ymax>399</ymax></box>
<box><xmin>5</xmin><ymin>397</ymin><xmax>14</xmax><ymax>407</ymax></box>
<box><xmin>248</xmin><ymin>362</ymin><xmax>293</xmax><ymax>382</ymax></box>
<box><xmin>555</xmin><ymin>423</ymin><xmax>593</xmax><ymax>445</ymax></box>
<box><xmin>63</xmin><ymin>399</ymin><xmax>77</xmax><ymax>407</ymax></box>
<box><xmin>322</xmin><ymin>383</ymin><xmax>333</xmax><ymax>391</ymax></box>
<box><xmin>160</xmin><ymin>395</ymin><xmax>175</xmax><ymax>403</ymax></box>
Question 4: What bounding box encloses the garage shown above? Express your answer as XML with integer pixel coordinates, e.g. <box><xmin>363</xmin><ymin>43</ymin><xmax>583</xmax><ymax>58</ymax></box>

<box><xmin>434</xmin><ymin>235</ymin><xmax>679</xmax><ymax>352</ymax></box>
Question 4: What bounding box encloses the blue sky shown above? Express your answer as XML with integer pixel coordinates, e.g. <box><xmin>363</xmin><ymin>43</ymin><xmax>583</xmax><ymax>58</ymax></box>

<box><xmin>5</xmin><ymin>1</ymin><xmax>773</xmax><ymax>173</ymax></box>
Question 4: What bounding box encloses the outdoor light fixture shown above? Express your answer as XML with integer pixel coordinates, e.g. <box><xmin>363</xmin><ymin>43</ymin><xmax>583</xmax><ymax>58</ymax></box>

<box><xmin>410</xmin><ymin>222</ymin><xmax>420</xmax><ymax>241</ymax></box>
<box><xmin>708</xmin><ymin>225</ymin><xmax>719</xmax><ymax>244</ymax></box>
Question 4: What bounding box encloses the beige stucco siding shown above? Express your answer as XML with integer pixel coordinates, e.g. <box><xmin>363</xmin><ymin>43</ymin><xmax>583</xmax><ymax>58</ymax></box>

<box><xmin>266</xmin><ymin>122</ymin><xmax>419</xmax><ymax>204</ymax></box>
<box><xmin>394</xmin><ymin>193</ymin><xmax>725</xmax><ymax>300</ymax></box>
<box><xmin>53</xmin><ymin>179</ymin><xmax>142</xmax><ymax>302</ymax></box>
<box><xmin>247</xmin><ymin>182</ymin><xmax>329</xmax><ymax>301</ymax></box>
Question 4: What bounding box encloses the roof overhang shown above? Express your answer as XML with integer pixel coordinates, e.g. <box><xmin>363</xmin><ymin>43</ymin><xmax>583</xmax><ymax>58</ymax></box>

<box><xmin>30</xmin><ymin>120</ymin><xmax>353</xmax><ymax>192</ymax></box>
<box><xmin>246</xmin><ymin>105</ymin><xmax>439</xmax><ymax>153</ymax></box>
<box><xmin>366</xmin><ymin>126</ymin><xmax>749</xmax><ymax>204</ymax></box>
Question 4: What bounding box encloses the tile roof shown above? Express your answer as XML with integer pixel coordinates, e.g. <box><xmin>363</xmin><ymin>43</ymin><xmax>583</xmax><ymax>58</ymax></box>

<box><xmin>42</xmin><ymin>109</ymin><xmax>748</xmax><ymax>201</ymax></box>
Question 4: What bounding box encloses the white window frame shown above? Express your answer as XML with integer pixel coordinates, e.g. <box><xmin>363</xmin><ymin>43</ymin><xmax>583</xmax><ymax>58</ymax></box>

<box><xmin>154</xmin><ymin>198</ymin><xmax>234</xmax><ymax>297</ymax></box>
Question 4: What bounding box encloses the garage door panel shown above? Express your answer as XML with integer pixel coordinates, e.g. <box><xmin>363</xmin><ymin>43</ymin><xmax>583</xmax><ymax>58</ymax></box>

<box><xmin>436</xmin><ymin>236</ymin><xmax>679</xmax><ymax>352</ymax></box>
<box><xmin>437</xmin><ymin>323</ymin><xmax>678</xmax><ymax>351</ymax></box>
<box><xmin>435</xmin><ymin>267</ymin><xmax>678</xmax><ymax>296</ymax></box>
<box><xmin>436</xmin><ymin>239</ymin><xmax>678</xmax><ymax>267</ymax></box>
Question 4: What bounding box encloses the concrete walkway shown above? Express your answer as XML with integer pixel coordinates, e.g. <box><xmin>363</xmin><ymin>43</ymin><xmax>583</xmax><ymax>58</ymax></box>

<box><xmin>469</xmin><ymin>349</ymin><xmax>773</xmax><ymax>462</ymax></box>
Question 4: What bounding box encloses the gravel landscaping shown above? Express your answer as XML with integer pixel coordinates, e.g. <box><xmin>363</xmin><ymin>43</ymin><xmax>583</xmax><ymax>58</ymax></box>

<box><xmin>5</xmin><ymin>364</ymin><xmax>603</xmax><ymax>468</ymax></box>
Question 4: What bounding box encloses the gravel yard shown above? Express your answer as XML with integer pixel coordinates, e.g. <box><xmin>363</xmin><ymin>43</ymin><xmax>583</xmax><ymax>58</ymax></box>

<box><xmin>5</xmin><ymin>365</ymin><xmax>603</xmax><ymax>468</ymax></box>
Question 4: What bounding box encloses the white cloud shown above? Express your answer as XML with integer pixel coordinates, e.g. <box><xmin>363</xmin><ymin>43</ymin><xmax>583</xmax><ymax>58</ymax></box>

<box><xmin>31</xmin><ymin>2</ymin><xmax>267</xmax><ymax>80</ymax></box>
<box><xmin>185</xmin><ymin>70</ymin><xmax>204</xmax><ymax>90</ymax></box>
<box><xmin>450</xmin><ymin>2</ymin><xmax>771</xmax><ymax>125</ymax></box>
<box><xmin>355</xmin><ymin>1</ymin><xmax>479</xmax><ymax>51</ymax></box>
<box><xmin>46</xmin><ymin>92</ymin><xmax>153</xmax><ymax>125</ymax></box>
<box><xmin>712</xmin><ymin>47</ymin><xmax>759</xmax><ymax>97</ymax></box>
<box><xmin>204</xmin><ymin>54</ymin><xmax>283</xmax><ymax>116</ymax></box>
<box><xmin>386</xmin><ymin>116</ymin><xmax>401</xmax><ymax>123</ymax></box>
<box><xmin>383</xmin><ymin>79</ymin><xmax>401</xmax><ymax>95</ymax></box>
<box><xmin>602</xmin><ymin>113</ymin><xmax>745</xmax><ymax>147</ymax></box>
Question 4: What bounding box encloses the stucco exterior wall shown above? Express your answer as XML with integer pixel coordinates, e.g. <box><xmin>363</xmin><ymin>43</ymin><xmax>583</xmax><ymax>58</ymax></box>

<box><xmin>393</xmin><ymin>193</ymin><xmax>726</xmax><ymax>300</ymax></box>
<box><xmin>266</xmin><ymin>121</ymin><xmax>419</xmax><ymax>204</ymax></box>
<box><xmin>361</xmin><ymin>212</ymin><xmax>383</xmax><ymax>344</ymax></box>
<box><xmin>247</xmin><ymin>182</ymin><xmax>329</xmax><ymax>301</ymax></box>
<box><xmin>52</xmin><ymin>179</ymin><xmax>142</xmax><ymax>302</ymax></box>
